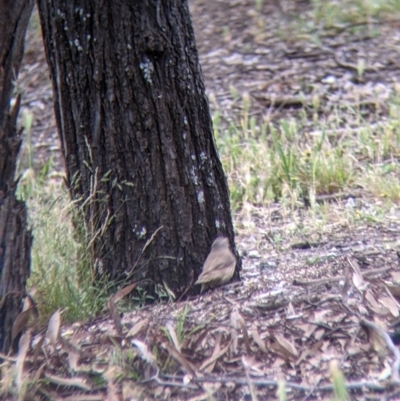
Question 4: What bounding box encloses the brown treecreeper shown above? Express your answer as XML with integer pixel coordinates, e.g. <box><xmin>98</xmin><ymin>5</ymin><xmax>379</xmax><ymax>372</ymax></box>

<box><xmin>195</xmin><ymin>236</ymin><xmax>236</xmax><ymax>293</ymax></box>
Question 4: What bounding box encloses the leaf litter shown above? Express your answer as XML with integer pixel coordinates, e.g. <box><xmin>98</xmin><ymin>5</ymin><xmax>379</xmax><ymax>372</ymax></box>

<box><xmin>7</xmin><ymin>0</ymin><xmax>400</xmax><ymax>400</ymax></box>
<box><xmin>5</xmin><ymin>231</ymin><xmax>400</xmax><ymax>400</ymax></box>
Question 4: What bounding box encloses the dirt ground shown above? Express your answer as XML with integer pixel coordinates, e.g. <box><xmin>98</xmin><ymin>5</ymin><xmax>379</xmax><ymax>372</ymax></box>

<box><xmin>11</xmin><ymin>0</ymin><xmax>400</xmax><ymax>400</ymax></box>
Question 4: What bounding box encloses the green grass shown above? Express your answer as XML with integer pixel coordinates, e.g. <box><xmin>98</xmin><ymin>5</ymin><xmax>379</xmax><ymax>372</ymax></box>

<box><xmin>264</xmin><ymin>0</ymin><xmax>400</xmax><ymax>46</ymax></box>
<box><xmin>310</xmin><ymin>0</ymin><xmax>400</xmax><ymax>28</ymax></box>
<box><xmin>214</xmin><ymin>92</ymin><xmax>400</xmax><ymax>210</ymax></box>
<box><xmin>18</xmin><ymin>172</ymin><xmax>109</xmax><ymax>324</ymax></box>
<box><xmin>330</xmin><ymin>359</ymin><xmax>348</xmax><ymax>401</ymax></box>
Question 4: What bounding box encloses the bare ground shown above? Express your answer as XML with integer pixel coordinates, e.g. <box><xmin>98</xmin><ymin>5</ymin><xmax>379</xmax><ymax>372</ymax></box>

<box><xmin>9</xmin><ymin>0</ymin><xmax>400</xmax><ymax>400</ymax></box>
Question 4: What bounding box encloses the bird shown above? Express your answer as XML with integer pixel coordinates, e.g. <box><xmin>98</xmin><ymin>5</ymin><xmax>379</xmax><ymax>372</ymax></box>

<box><xmin>195</xmin><ymin>236</ymin><xmax>236</xmax><ymax>293</ymax></box>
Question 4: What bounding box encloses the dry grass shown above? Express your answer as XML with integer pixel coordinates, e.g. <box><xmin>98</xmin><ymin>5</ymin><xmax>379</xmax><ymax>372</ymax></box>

<box><xmin>214</xmin><ymin>91</ymin><xmax>400</xmax><ymax>211</ymax></box>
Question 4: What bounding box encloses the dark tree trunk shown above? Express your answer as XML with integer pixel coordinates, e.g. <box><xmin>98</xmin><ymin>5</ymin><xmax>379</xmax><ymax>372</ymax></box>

<box><xmin>37</xmin><ymin>0</ymin><xmax>239</xmax><ymax>297</ymax></box>
<box><xmin>0</xmin><ymin>0</ymin><xmax>34</xmax><ymax>352</ymax></box>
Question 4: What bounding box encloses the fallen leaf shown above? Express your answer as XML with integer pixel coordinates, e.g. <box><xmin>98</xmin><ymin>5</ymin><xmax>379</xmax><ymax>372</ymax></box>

<box><xmin>11</xmin><ymin>308</ymin><xmax>32</xmax><ymax>345</ymax></box>
<box><xmin>190</xmin><ymin>327</ymin><xmax>209</xmax><ymax>352</ymax></box>
<box><xmin>46</xmin><ymin>309</ymin><xmax>62</xmax><ymax>345</ymax></box>
<box><xmin>199</xmin><ymin>339</ymin><xmax>231</xmax><ymax>372</ymax></box>
<box><xmin>68</xmin><ymin>346</ymin><xmax>80</xmax><ymax>372</ymax></box>
<box><xmin>110</xmin><ymin>283</ymin><xmax>137</xmax><ymax>304</ymax></box>
<box><xmin>297</xmin><ymin>323</ymin><xmax>317</xmax><ymax>339</ymax></box>
<box><xmin>33</xmin><ymin>334</ymin><xmax>45</xmax><ymax>364</ymax></box>
<box><xmin>162</xmin><ymin>341</ymin><xmax>196</xmax><ymax>376</ymax></box>
<box><xmin>385</xmin><ymin>283</ymin><xmax>400</xmax><ymax>300</ymax></box>
<box><xmin>127</xmin><ymin>318</ymin><xmax>149</xmax><ymax>337</ymax></box>
<box><xmin>61</xmin><ymin>395</ymin><xmax>104</xmax><ymax>401</ymax></box>
<box><xmin>352</xmin><ymin>271</ymin><xmax>366</xmax><ymax>291</ymax></box>
<box><xmin>313</xmin><ymin>310</ymin><xmax>330</xmax><ymax>323</ymax></box>
<box><xmin>272</xmin><ymin>333</ymin><xmax>298</xmax><ymax>360</ymax></box>
<box><xmin>348</xmin><ymin>257</ymin><xmax>368</xmax><ymax>292</ymax></box>
<box><xmin>342</xmin><ymin>265</ymin><xmax>350</xmax><ymax>301</ymax></box>
<box><xmin>365</xmin><ymin>290</ymin><xmax>387</xmax><ymax>315</ymax></box>
<box><xmin>379</xmin><ymin>296</ymin><xmax>399</xmax><ymax>317</ymax></box>
<box><xmin>203</xmin><ymin>334</ymin><xmax>221</xmax><ymax>373</ymax></box>
<box><xmin>15</xmin><ymin>330</ymin><xmax>30</xmax><ymax>390</ymax></box>
<box><xmin>230</xmin><ymin>309</ymin><xmax>239</xmax><ymax>355</ymax></box>
<box><xmin>166</xmin><ymin>320</ymin><xmax>181</xmax><ymax>353</ymax></box>
<box><xmin>243</xmin><ymin>355</ymin><xmax>259</xmax><ymax>401</ymax></box>
<box><xmin>250</xmin><ymin>328</ymin><xmax>268</xmax><ymax>353</ymax></box>
<box><xmin>230</xmin><ymin>308</ymin><xmax>250</xmax><ymax>354</ymax></box>
<box><xmin>237</xmin><ymin>314</ymin><xmax>251</xmax><ymax>355</ymax></box>
<box><xmin>45</xmin><ymin>372</ymin><xmax>92</xmax><ymax>391</ymax></box>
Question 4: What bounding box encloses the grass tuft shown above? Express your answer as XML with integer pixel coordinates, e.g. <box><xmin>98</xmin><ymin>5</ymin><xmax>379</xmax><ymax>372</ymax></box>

<box><xmin>18</xmin><ymin>175</ymin><xmax>109</xmax><ymax>324</ymax></box>
<box><xmin>214</xmin><ymin>90</ymin><xmax>400</xmax><ymax>211</ymax></box>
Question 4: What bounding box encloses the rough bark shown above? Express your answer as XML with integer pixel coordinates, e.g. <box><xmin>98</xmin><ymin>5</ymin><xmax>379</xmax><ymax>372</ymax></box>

<box><xmin>0</xmin><ymin>0</ymin><xmax>34</xmax><ymax>352</ymax></box>
<box><xmin>38</xmin><ymin>0</ymin><xmax>240</xmax><ymax>297</ymax></box>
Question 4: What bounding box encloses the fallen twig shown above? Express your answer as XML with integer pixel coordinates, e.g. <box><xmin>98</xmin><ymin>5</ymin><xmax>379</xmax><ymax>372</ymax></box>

<box><xmin>159</xmin><ymin>374</ymin><xmax>394</xmax><ymax>394</ymax></box>
<box><xmin>293</xmin><ymin>266</ymin><xmax>391</xmax><ymax>287</ymax></box>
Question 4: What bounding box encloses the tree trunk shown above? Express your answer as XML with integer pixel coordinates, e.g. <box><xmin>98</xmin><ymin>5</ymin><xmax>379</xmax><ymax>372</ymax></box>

<box><xmin>0</xmin><ymin>0</ymin><xmax>34</xmax><ymax>352</ymax></box>
<box><xmin>37</xmin><ymin>0</ymin><xmax>239</xmax><ymax>297</ymax></box>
